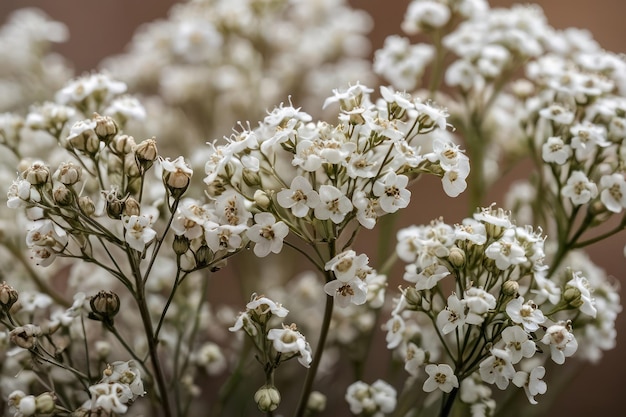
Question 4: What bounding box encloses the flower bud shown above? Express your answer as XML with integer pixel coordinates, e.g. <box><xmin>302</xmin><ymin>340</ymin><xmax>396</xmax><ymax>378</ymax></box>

<box><xmin>22</xmin><ymin>162</ymin><xmax>50</xmax><ymax>186</ymax></box>
<box><xmin>448</xmin><ymin>247</ymin><xmax>466</xmax><ymax>268</ymax></box>
<box><xmin>134</xmin><ymin>138</ymin><xmax>158</xmax><ymax>168</ymax></box>
<box><xmin>502</xmin><ymin>280</ymin><xmax>519</xmax><ymax>297</ymax></box>
<box><xmin>35</xmin><ymin>392</ymin><xmax>56</xmax><ymax>414</ymax></box>
<box><xmin>0</xmin><ymin>281</ymin><xmax>18</xmax><ymax>310</ymax></box>
<box><xmin>254</xmin><ymin>385</ymin><xmax>281</xmax><ymax>412</ymax></box>
<box><xmin>306</xmin><ymin>391</ymin><xmax>327</xmax><ymax>414</ymax></box>
<box><xmin>111</xmin><ymin>134</ymin><xmax>136</xmax><ymax>155</ymax></box>
<box><xmin>67</xmin><ymin>122</ymin><xmax>100</xmax><ymax>155</ymax></box>
<box><xmin>53</xmin><ymin>185</ymin><xmax>74</xmax><ymax>206</ymax></box>
<box><xmin>173</xmin><ymin>235</ymin><xmax>190</xmax><ymax>256</ymax></box>
<box><xmin>55</xmin><ymin>162</ymin><xmax>82</xmax><ymax>185</ymax></box>
<box><xmin>89</xmin><ymin>290</ymin><xmax>120</xmax><ymax>325</ymax></box>
<box><xmin>124</xmin><ymin>153</ymin><xmax>141</xmax><ymax>178</ymax></box>
<box><xmin>103</xmin><ymin>189</ymin><xmax>125</xmax><ymax>220</ymax></box>
<box><xmin>10</xmin><ymin>324</ymin><xmax>42</xmax><ymax>349</ymax></box>
<box><xmin>162</xmin><ymin>157</ymin><xmax>192</xmax><ymax>197</ymax></box>
<box><xmin>404</xmin><ymin>286</ymin><xmax>421</xmax><ymax>309</ymax></box>
<box><xmin>254</xmin><ymin>190</ymin><xmax>271</xmax><ymax>209</ymax></box>
<box><xmin>123</xmin><ymin>196</ymin><xmax>141</xmax><ymax>217</ymax></box>
<box><xmin>94</xmin><ymin>113</ymin><xmax>118</xmax><ymax>143</ymax></box>
<box><xmin>79</xmin><ymin>196</ymin><xmax>96</xmax><ymax>216</ymax></box>
<box><xmin>242</xmin><ymin>169</ymin><xmax>261</xmax><ymax>186</ymax></box>
<box><xmin>562</xmin><ymin>287</ymin><xmax>584</xmax><ymax>309</ymax></box>
<box><xmin>95</xmin><ymin>340</ymin><xmax>112</xmax><ymax>359</ymax></box>
<box><xmin>195</xmin><ymin>244</ymin><xmax>212</xmax><ymax>267</ymax></box>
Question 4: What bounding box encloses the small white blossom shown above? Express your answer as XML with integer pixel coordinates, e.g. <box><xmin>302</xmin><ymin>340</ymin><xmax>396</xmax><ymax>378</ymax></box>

<box><xmin>324</xmin><ymin>278</ymin><xmax>368</xmax><ymax>308</ymax></box>
<box><xmin>345</xmin><ymin>379</ymin><xmax>397</xmax><ymax>416</ymax></box>
<box><xmin>561</xmin><ymin>171</ymin><xmax>598</xmax><ymax>205</ymax></box>
<box><xmin>512</xmin><ymin>366</ymin><xmax>547</xmax><ymax>404</ymax></box>
<box><xmin>464</xmin><ymin>287</ymin><xmax>497</xmax><ymax>325</ymax></box>
<box><xmin>500</xmin><ymin>326</ymin><xmax>536</xmax><ymax>364</ymax></box>
<box><xmin>506</xmin><ymin>297</ymin><xmax>545</xmax><ymax>333</ymax></box>
<box><xmin>541</xmin><ymin>321</ymin><xmax>578</xmax><ymax>364</ymax></box>
<box><xmin>404</xmin><ymin>262</ymin><xmax>450</xmax><ymax>290</ymax></box>
<box><xmin>373</xmin><ymin>172</ymin><xmax>411</xmax><ymax>213</ymax></box>
<box><xmin>599</xmin><ymin>173</ymin><xmax>626</xmax><ymax>213</ymax></box>
<box><xmin>437</xmin><ymin>294</ymin><xmax>466</xmax><ymax>334</ymax></box>
<box><xmin>541</xmin><ymin>136</ymin><xmax>572</xmax><ymax>164</ymax></box>
<box><xmin>267</xmin><ymin>324</ymin><xmax>313</xmax><ymax>368</ymax></box>
<box><xmin>423</xmin><ymin>364</ymin><xmax>459</xmax><ymax>393</ymax></box>
<box><xmin>123</xmin><ymin>214</ymin><xmax>157</xmax><ymax>251</ymax></box>
<box><xmin>276</xmin><ymin>176</ymin><xmax>320</xmax><ymax>218</ymax></box>
<box><xmin>314</xmin><ymin>184</ymin><xmax>353</xmax><ymax>223</ymax></box>
<box><xmin>479</xmin><ymin>348</ymin><xmax>516</xmax><ymax>390</ymax></box>
<box><xmin>246</xmin><ymin>212</ymin><xmax>289</xmax><ymax>257</ymax></box>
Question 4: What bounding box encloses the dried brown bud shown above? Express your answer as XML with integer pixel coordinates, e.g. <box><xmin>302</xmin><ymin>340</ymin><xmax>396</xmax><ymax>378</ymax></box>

<box><xmin>111</xmin><ymin>134</ymin><xmax>136</xmax><ymax>155</ymax></box>
<box><xmin>89</xmin><ymin>290</ymin><xmax>120</xmax><ymax>325</ymax></box>
<box><xmin>55</xmin><ymin>162</ymin><xmax>82</xmax><ymax>185</ymax></box>
<box><xmin>502</xmin><ymin>280</ymin><xmax>519</xmax><ymax>297</ymax></box>
<box><xmin>53</xmin><ymin>184</ymin><xmax>74</xmax><ymax>206</ymax></box>
<box><xmin>0</xmin><ymin>281</ymin><xmax>18</xmax><ymax>309</ymax></box>
<box><xmin>103</xmin><ymin>189</ymin><xmax>125</xmax><ymax>220</ymax></box>
<box><xmin>68</xmin><ymin>126</ymin><xmax>100</xmax><ymax>155</ymax></box>
<box><xmin>123</xmin><ymin>196</ymin><xmax>141</xmax><ymax>217</ymax></box>
<box><xmin>94</xmin><ymin>113</ymin><xmax>118</xmax><ymax>142</ymax></box>
<box><xmin>10</xmin><ymin>324</ymin><xmax>42</xmax><ymax>349</ymax></box>
<box><xmin>195</xmin><ymin>244</ymin><xmax>212</xmax><ymax>267</ymax></box>
<box><xmin>134</xmin><ymin>138</ymin><xmax>158</xmax><ymax>165</ymax></box>
<box><xmin>79</xmin><ymin>196</ymin><xmax>96</xmax><ymax>216</ymax></box>
<box><xmin>22</xmin><ymin>162</ymin><xmax>50</xmax><ymax>186</ymax></box>
<box><xmin>173</xmin><ymin>234</ymin><xmax>190</xmax><ymax>256</ymax></box>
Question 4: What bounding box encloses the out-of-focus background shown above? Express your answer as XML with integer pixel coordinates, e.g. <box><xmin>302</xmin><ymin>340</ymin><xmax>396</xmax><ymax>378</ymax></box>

<box><xmin>0</xmin><ymin>0</ymin><xmax>623</xmax><ymax>416</ymax></box>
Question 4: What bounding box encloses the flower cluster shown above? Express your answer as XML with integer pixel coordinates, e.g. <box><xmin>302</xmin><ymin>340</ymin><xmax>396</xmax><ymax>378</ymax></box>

<box><xmin>386</xmin><ymin>205</ymin><xmax>619</xmax><ymax>415</ymax></box>
<box><xmin>0</xmin><ymin>1</ymin><xmax>624</xmax><ymax>417</ymax></box>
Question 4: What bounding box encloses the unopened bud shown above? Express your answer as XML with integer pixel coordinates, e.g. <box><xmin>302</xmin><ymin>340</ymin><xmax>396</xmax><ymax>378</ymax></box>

<box><xmin>67</xmin><ymin>122</ymin><xmax>100</xmax><ymax>155</ymax></box>
<box><xmin>134</xmin><ymin>138</ymin><xmax>158</xmax><ymax>167</ymax></box>
<box><xmin>89</xmin><ymin>290</ymin><xmax>120</xmax><ymax>325</ymax></box>
<box><xmin>22</xmin><ymin>162</ymin><xmax>50</xmax><ymax>186</ymax></box>
<box><xmin>562</xmin><ymin>287</ymin><xmax>583</xmax><ymax>309</ymax></box>
<box><xmin>502</xmin><ymin>280</ymin><xmax>519</xmax><ymax>297</ymax></box>
<box><xmin>79</xmin><ymin>196</ymin><xmax>96</xmax><ymax>216</ymax></box>
<box><xmin>253</xmin><ymin>190</ymin><xmax>271</xmax><ymax>209</ymax></box>
<box><xmin>254</xmin><ymin>385</ymin><xmax>281</xmax><ymax>412</ymax></box>
<box><xmin>404</xmin><ymin>286</ymin><xmax>421</xmax><ymax>308</ymax></box>
<box><xmin>448</xmin><ymin>247</ymin><xmax>466</xmax><ymax>268</ymax></box>
<box><xmin>94</xmin><ymin>113</ymin><xmax>118</xmax><ymax>143</ymax></box>
<box><xmin>195</xmin><ymin>244</ymin><xmax>212</xmax><ymax>267</ymax></box>
<box><xmin>10</xmin><ymin>324</ymin><xmax>42</xmax><ymax>349</ymax></box>
<box><xmin>123</xmin><ymin>196</ymin><xmax>140</xmax><ymax>217</ymax></box>
<box><xmin>111</xmin><ymin>134</ymin><xmax>136</xmax><ymax>155</ymax></box>
<box><xmin>124</xmin><ymin>153</ymin><xmax>141</xmax><ymax>178</ymax></box>
<box><xmin>306</xmin><ymin>391</ymin><xmax>326</xmax><ymax>414</ymax></box>
<box><xmin>53</xmin><ymin>185</ymin><xmax>74</xmax><ymax>206</ymax></box>
<box><xmin>242</xmin><ymin>169</ymin><xmax>261</xmax><ymax>186</ymax></box>
<box><xmin>103</xmin><ymin>190</ymin><xmax>125</xmax><ymax>220</ymax></box>
<box><xmin>173</xmin><ymin>235</ymin><xmax>190</xmax><ymax>256</ymax></box>
<box><xmin>35</xmin><ymin>392</ymin><xmax>56</xmax><ymax>414</ymax></box>
<box><xmin>55</xmin><ymin>162</ymin><xmax>82</xmax><ymax>185</ymax></box>
<box><xmin>0</xmin><ymin>281</ymin><xmax>18</xmax><ymax>310</ymax></box>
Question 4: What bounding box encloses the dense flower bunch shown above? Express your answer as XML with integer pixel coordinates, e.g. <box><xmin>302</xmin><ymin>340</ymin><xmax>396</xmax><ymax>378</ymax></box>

<box><xmin>0</xmin><ymin>1</ymin><xmax>624</xmax><ymax>417</ymax></box>
<box><xmin>103</xmin><ymin>0</ymin><xmax>375</xmax><ymax>149</ymax></box>
<box><xmin>385</xmin><ymin>205</ymin><xmax>619</xmax><ymax>416</ymax></box>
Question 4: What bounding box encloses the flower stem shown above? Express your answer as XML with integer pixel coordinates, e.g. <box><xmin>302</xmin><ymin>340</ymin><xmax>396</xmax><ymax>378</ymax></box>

<box><xmin>294</xmin><ymin>291</ymin><xmax>334</xmax><ymax>417</ymax></box>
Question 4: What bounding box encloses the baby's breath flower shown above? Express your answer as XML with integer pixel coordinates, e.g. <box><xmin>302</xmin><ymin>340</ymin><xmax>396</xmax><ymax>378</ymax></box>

<box><xmin>123</xmin><ymin>214</ymin><xmax>157</xmax><ymax>252</ymax></box>
<box><xmin>246</xmin><ymin>212</ymin><xmax>289</xmax><ymax>257</ymax></box>
<box><xmin>423</xmin><ymin>364</ymin><xmax>458</xmax><ymax>393</ymax></box>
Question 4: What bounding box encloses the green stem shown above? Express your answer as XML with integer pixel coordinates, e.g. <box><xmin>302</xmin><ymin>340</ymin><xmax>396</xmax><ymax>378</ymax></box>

<box><xmin>294</xmin><ymin>289</ymin><xmax>334</xmax><ymax>417</ymax></box>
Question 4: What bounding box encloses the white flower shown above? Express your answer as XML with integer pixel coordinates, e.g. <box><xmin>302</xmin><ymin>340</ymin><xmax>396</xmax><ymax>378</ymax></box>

<box><xmin>561</xmin><ymin>171</ymin><xmax>598</xmax><ymax>205</ymax></box>
<box><xmin>404</xmin><ymin>342</ymin><xmax>426</xmax><ymax>377</ymax></box>
<box><xmin>384</xmin><ymin>314</ymin><xmax>406</xmax><ymax>349</ymax></box>
<box><xmin>314</xmin><ymin>184</ymin><xmax>353</xmax><ymax>223</ymax></box>
<box><xmin>512</xmin><ymin>366</ymin><xmax>547</xmax><ymax>404</ymax></box>
<box><xmin>538</xmin><ymin>104</ymin><xmax>575</xmax><ymax>124</ymax></box>
<box><xmin>276</xmin><ymin>176</ymin><xmax>320</xmax><ymax>217</ymax></box>
<box><xmin>345</xmin><ymin>380</ymin><xmax>397</xmax><ymax>416</ymax></box>
<box><xmin>437</xmin><ymin>294</ymin><xmax>466</xmax><ymax>334</ymax></box>
<box><xmin>246</xmin><ymin>294</ymin><xmax>289</xmax><ymax>319</ymax></box>
<box><xmin>479</xmin><ymin>348</ymin><xmax>516</xmax><ymax>390</ymax></box>
<box><xmin>204</xmin><ymin>223</ymin><xmax>246</xmax><ymax>253</ymax></box>
<box><xmin>599</xmin><ymin>173</ymin><xmax>626</xmax><ymax>213</ymax></box>
<box><xmin>324</xmin><ymin>278</ymin><xmax>368</xmax><ymax>308</ymax></box>
<box><xmin>541</xmin><ymin>321</ymin><xmax>578</xmax><ymax>364</ymax></box>
<box><xmin>193</xmin><ymin>342</ymin><xmax>227</xmax><ymax>376</ymax></box>
<box><xmin>267</xmin><ymin>324</ymin><xmax>312</xmax><ymax>368</ymax></box>
<box><xmin>485</xmin><ymin>231</ymin><xmax>527</xmax><ymax>270</ymax></box>
<box><xmin>352</xmin><ymin>190</ymin><xmax>381</xmax><ymax>229</ymax></box>
<box><xmin>401</xmin><ymin>0</ymin><xmax>451</xmax><ymax>34</ymax></box>
<box><xmin>123</xmin><ymin>214</ymin><xmax>157</xmax><ymax>251</ymax></box>
<box><xmin>499</xmin><ymin>326</ymin><xmax>536</xmax><ymax>364</ymax></box>
<box><xmin>324</xmin><ymin>250</ymin><xmax>370</xmax><ymax>282</ymax></box>
<box><xmin>505</xmin><ymin>297</ymin><xmax>545</xmax><ymax>333</ymax></box>
<box><xmin>423</xmin><ymin>364</ymin><xmax>459</xmax><ymax>393</ymax></box>
<box><xmin>464</xmin><ymin>287</ymin><xmax>497</xmax><ymax>325</ymax></box>
<box><xmin>8</xmin><ymin>391</ymin><xmax>36</xmax><ymax>417</ymax></box>
<box><xmin>541</xmin><ymin>136</ymin><xmax>572</xmax><ymax>164</ymax></box>
<box><xmin>404</xmin><ymin>262</ymin><xmax>450</xmax><ymax>290</ymax></box>
<box><xmin>88</xmin><ymin>382</ymin><xmax>129</xmax><ymax>414</ymax></box>
<box><xmin>373</xmin><ymin>172</ymin><xmax>411</xmax><ymax>213</ymax></box>
<box><xmin>246</xmin><ymin>212</ymin><xmax>289</xmax><ymax>257</ymax></box>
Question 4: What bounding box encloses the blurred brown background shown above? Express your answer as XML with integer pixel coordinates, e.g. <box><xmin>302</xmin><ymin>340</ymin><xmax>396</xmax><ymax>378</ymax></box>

<box><xmin>0</xmin><ymin>1</ymin><xmax>624</xmax><ymax>416</ymax></box>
